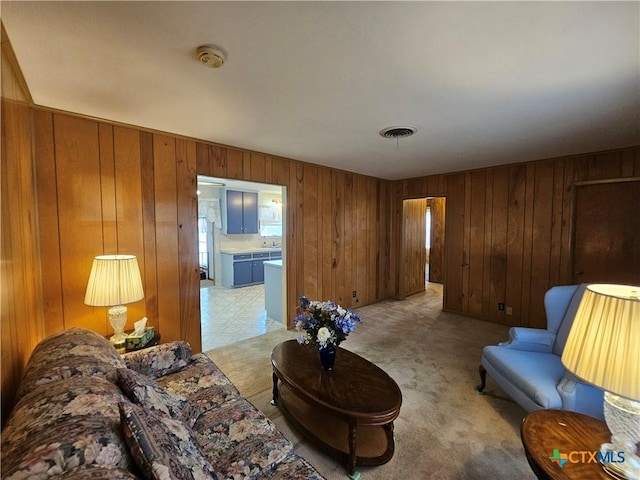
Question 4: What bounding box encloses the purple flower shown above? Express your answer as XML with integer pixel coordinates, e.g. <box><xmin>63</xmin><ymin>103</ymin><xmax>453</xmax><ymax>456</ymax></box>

<box><xmin>299</xmin><ymin>296</ymin><xmax>310</xmax><ymax>310</ymax></box>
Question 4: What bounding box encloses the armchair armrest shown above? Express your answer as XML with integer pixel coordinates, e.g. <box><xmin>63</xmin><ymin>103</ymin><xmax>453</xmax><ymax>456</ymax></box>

<box><xmin>500</xmin><ymin>327</ymin><xmax>555</xmax><ymax>353</ymax></box>
<box><xmin>557</xmin><ymin>371</ymin><xmax>605</xmax><ymax>420</ymax></box>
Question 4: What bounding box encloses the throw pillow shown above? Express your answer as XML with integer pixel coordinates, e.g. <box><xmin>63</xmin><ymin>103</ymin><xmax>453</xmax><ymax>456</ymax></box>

<box><xmin>122</xmin><ymin>341</ymin><xmax>192</xmax><ymax>378</ymax></box>
<box><xmin>119</xmin><ymin>402</ymin><xmax>220</xmax><ymax>480</ymax></box>
<box><xmin>118</xmin><ymin>368</ymin><xmax>203</xmax><ymax>427</ymax></box>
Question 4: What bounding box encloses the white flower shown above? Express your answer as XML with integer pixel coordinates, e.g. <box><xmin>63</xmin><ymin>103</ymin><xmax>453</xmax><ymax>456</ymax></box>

<box><xmin>317</xmin><ymin>327</ymin><xmax>331</xmax><ymax>344</ymax></box>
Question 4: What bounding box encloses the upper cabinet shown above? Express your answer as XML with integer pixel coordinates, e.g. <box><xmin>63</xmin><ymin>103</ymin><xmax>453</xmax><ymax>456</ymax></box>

<box><xmin>222</xmin><ymin>190</ymin><xmax>258</xmax><ymax>234</ymax></box>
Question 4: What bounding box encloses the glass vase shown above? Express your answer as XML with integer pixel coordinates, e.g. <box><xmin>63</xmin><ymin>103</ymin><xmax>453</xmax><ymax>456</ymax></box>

<box><xmin>319</xmin><ymin>345</ymin><xmax>336</xmax><ymax>371</ymax></box>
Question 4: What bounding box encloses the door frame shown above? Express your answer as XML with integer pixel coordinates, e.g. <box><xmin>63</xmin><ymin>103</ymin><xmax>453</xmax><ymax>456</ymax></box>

<box><xmin>398</xmin><ymin>194</ymin><xmax>447</xmax><ymax>301</ymax></box>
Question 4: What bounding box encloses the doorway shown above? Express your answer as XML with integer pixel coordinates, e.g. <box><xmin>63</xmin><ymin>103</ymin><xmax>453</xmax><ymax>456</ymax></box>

<box><xmin>401</xmin><ymin>196</ymin><xmax>446</xmax><ymax>298</ymax></box>
<box><xmin>197</xmin><ymin>176</ymin><xmax>287</xmax><ymax>351</ymax></box>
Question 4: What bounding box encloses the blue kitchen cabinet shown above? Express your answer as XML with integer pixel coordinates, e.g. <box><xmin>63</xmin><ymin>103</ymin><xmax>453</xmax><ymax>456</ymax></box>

<box><xmin>221</xmin><ymin>251</ymin><xmax>273</xmax><ymax>287</ymax></box>
<box><xmin>250</xmin><ymin>252</ymin><xmax>270</xmax><ymax>284</ymax></box>
<box><xmin>251</xmin><ymin>260</ymin><xmax>265</xmax><ymax>283</ymax></box>
<box><xmin>225</xmin><ymin>190</ymin><xmax>258</xmax><ymax>234</ymax></box>
<box><xmin>233</xmin><ymin>260</ymin><xmax>253</xmax><ymax>286</ymax></box>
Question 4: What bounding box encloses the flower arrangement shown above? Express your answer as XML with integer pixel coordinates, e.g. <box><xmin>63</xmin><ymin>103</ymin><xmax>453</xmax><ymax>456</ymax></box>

<box><xmin>294</xmin><ymin>296</ymin><xmax>362</xmax><ymax>349</ymax></box>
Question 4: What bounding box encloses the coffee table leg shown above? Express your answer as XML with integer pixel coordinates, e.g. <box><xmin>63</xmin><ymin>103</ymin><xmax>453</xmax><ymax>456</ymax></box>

<box><xmin>270</xmin><ymin>372</ymin><xmax>278</xmax><ymax>406</ymax></box>
<box><xmin>347</xmin><ymin>420</ymin><xmax>358</xmax><ymax>476</ymax></box>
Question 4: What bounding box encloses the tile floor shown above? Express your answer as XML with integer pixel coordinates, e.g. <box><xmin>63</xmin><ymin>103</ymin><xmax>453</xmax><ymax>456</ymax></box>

<box><xmin>200</xmin><ymin>273</ymin><xmax>443</xmax><ymax>352</ymax></box>
<box><xmin>200</xmin><ymin>281</ymin><xmax>286</xmax><ymax>352</ymax></box>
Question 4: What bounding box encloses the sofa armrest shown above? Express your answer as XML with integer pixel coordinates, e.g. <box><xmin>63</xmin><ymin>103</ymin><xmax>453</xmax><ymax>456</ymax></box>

<box><xmin>500</xmin><ymin>327</ymin><xmax>555</xmax><ymax>353</ymax></box>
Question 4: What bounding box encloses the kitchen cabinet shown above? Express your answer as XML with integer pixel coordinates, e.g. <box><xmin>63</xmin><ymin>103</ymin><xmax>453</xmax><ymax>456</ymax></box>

<box><xmin>223</xmin><ymin>190</ymin><xmax>258</xmax><ymax>234</ymax></box>
<box><xmin>221</xmin><ymin>251</ymin><xmax>280</xmax><ymax>287</ymax></box>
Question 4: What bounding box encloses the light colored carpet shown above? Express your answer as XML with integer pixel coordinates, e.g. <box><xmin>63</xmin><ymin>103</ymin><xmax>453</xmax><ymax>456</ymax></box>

<box><xmin>206</xmin><ymin>286</ymin><xmax>536</xmax><ymax>479</ymax></box>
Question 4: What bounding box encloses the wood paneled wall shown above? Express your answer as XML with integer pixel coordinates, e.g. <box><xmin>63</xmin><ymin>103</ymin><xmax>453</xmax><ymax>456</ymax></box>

<box><xmin>34</xmin><ymin>114</ymin><xmax>205</xmax><ymax>351</ymax></box>
<box><xmin>393</xmin><ymin>147</ymin><xmax>640</xmax><ymax>328</ymax></box>
<box><xmin>1</xmin><ymin>26</ymin><xmax>43</xmax><ymax>426</ymax></box>
<box><xmin>196</xmin><ymin>144</ymin><xmax>392</xmax><ymax>319</ymax></box>
<box><xmin>30</xmin><ymin>112</ymin><xmax>392</xmax><ymax>359</ymax></box>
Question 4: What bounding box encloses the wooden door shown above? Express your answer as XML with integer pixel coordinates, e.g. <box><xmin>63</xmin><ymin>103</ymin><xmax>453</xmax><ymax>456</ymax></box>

<box><xmin>402</xmin><ymin>198</ymin><xmax>427</xmax><ymax>296</ymax></box>
<box><xmin>572</xmin><ymin>180</ymin><xmax>640</xmax><ymax>284</ymax></box>
<box><xmin>429</xmin><ymin>197</ymin><xmax>446</xmax><ymax>283</ymax></box>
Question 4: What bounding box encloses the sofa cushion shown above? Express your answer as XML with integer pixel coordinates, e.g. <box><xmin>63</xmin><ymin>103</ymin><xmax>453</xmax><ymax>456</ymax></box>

<box><xmin>193</xmin><ymin>397</ymin><xmax>292</xmax><ymax>479</ymax></box>
<box><xmin>123</xmin><ymin>341</ymin><xmax>192</xmax><ymax>379</ymax></box>
<box><xmin>15</xmin><ymin>327</ymin><xmax>126</xmax><ymax>400</ymax></box>
<box><xmin>117</xmin><ymin>368</ymin><xmax>203</xmax><ymax>427</ymax></box>
<box><xmin>157</xmin><ymin>353</ymin><xmax>240</xmax><ymax>410</ymax></box>
<box><xmin>119</xmin><ymin>402</ymin><xmax>221</xmax><ymax>480</ymax></box>
<box><xmin>50</xmin><ymin>464</ymin><xmax>141</xmax><ymax>479</ymax></box>
<box><xmin>482</xmin><ymin>346</ymin><xmax>565</xmax><ymax>408</ymax></box>
<box><xmin>1</xmin><ymin>376</ymin><xmax>133</xmax><ymax>479</ymax></box>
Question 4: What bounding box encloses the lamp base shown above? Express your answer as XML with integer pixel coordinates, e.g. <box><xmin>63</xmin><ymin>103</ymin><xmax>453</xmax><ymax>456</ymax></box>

<box><xmin>108</xmin><ymin>305</ymin><xmax>128</xmax><ymax>344</ymax></box>
<box><xmin>600</xmin><ymin>392</ymin><xmax>640</xmax><ymax>480</ymax></box>
<box><xmin>600</xmin><ymin>443</ymin><xmax>638</xmax><ymax>480</ymax></box>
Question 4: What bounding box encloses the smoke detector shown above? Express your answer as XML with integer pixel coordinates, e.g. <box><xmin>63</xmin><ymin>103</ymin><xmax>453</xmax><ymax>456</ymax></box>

<box><xmin>379</xmin><ymin>125</ymin><xmax>418</xmax><ymax>139</ymax></box>
<box><xmin>196</xmin><ymin>45</ymin><xmax>226</xmax><ymax>68</ymax></box>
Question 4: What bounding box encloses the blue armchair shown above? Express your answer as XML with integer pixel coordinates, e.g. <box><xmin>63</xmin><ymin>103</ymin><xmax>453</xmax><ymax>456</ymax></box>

<box><xmin>476</xmin><ymin>284</ymin><xmax>604</xmax><ymax>420</ymax></box>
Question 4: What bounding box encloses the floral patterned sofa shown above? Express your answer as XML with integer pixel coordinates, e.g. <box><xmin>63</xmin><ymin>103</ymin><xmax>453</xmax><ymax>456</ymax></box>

<box><xmin>1</xmin><ymin>328</ymin><xmax>324</xmax><ymax>480</ymax></box>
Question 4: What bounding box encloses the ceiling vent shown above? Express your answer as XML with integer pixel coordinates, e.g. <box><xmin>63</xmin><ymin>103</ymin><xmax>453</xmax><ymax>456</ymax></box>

<box><xmin>196</xmin><ymin>45</ymin><xmax>226</xmax><ymax>68</ymax></box>
<box><xmin>379</xmin><ymin>125</ymin><xmax>417</xmax><ymax>139</ymax></box>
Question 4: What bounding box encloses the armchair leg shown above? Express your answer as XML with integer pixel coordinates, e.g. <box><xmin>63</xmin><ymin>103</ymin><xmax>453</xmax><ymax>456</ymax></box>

<box><xmin>475</xmin><ymin>365</ymin><xmax>487</xmax><ymax>394</ymax></box>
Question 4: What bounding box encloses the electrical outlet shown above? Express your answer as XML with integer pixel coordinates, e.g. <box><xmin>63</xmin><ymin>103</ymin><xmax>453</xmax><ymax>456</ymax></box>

<box><xmin>506</xmin><ymin>306</ymin><xmax>513</xmax><ymax>315</ymax></box>
<box><xmin>498</xmin><ymin>302</ymin><xmax>505</xmax><ymax>311</ymax></box>
<box><xmin>352</xmin><ymin>290</ymin><xmax>357</xmax><ymax>298</ymax></box>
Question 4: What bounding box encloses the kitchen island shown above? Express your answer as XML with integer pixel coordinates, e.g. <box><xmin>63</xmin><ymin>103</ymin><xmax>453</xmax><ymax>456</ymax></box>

<box><xmin>264</xmin><ymin>259</ymin><xmax>284</xmax><ymax>323</ymax></box>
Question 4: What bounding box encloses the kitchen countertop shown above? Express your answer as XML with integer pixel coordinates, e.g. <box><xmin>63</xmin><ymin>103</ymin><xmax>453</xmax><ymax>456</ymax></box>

<box><xmin>220</xmin><ymin>247</ymin><xmax>282</xmax><ymax>254</ymax></box>
<box><xmin>264</xmin><ymin>259</ymin><xmax>283</xmax><ymax>268</ymax></box>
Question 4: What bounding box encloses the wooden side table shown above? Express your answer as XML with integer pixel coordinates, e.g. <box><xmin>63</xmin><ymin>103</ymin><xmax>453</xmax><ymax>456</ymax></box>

<box><xmin>521</xmin><ymin>409</ymin><xmax>614</xmax><ymax>480</ymax></box>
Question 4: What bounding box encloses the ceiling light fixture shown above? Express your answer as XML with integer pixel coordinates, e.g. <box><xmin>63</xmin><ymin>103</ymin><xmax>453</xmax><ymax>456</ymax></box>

<box><xmin>196</xmin><ymin>45</ymin><xmax>226</xmax><ymax>68</ymax></box>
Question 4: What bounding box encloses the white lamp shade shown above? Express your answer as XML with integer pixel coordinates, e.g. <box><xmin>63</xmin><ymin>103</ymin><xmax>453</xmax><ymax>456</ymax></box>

<box><xmin>561</xmin><ymin>284</ymin><xmax>640</xmax><ymax>401</ymax></box>
<box><xmin>84</xmin><ymin>255</ymin><xmax>144</xmax><ymax>307</ymax></box>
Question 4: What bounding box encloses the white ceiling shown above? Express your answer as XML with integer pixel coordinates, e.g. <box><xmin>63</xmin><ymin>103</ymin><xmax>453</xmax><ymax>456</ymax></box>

<box><xmin>2</xmin><ymin>1</ymin><xmax>639</xmax><ymax>180</ymax></box>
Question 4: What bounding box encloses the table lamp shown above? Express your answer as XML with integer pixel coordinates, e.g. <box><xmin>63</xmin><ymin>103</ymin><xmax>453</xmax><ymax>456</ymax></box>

<box><xmin>84</xmin><ymin>254</ymin><xmax>144</xmax><ymax>344</ymax></box>
<box><xmin>561</xmin><ymin>284</ymin><xmax>640</xmax><ymax>479</ymax></box>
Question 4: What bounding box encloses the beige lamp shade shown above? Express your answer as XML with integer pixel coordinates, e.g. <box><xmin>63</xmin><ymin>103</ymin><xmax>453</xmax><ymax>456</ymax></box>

<box><xmin>561</xmin><ymin>284</ymin><xmax>640</xmax><ymax>401</ymax></box>
<box><xmin>84</xmin><ymin>255</ymin><xmax>144</xmax><ymax>307</ymax></box>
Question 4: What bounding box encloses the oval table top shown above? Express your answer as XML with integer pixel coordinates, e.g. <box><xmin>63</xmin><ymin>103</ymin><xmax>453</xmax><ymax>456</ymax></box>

<box><xmin>521</xmin><ymin>409</ymin><xmax>613</xmax><ymax>480</ymax></box>
<box><xmin>271</xmin><ymin>339</ymin><xmax>402</xmax><ymax>425</ymax></box>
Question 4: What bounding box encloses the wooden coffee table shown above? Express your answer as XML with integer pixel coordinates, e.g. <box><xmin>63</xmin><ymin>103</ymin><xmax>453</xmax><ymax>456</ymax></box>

<box><xmin>271</xmin><ymin>340</ymin><xmax>402</xmax><ymax>478</ymax></box>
